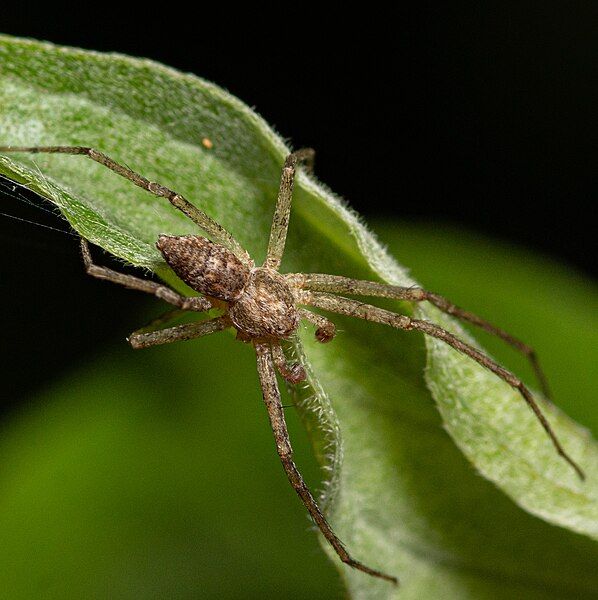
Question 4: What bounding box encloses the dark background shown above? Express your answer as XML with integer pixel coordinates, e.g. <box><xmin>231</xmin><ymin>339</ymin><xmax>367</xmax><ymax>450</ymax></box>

<box><xmin>1</xmin><ymin>5</ymin><xmax>596</xmax><ymax>403</ymax></box>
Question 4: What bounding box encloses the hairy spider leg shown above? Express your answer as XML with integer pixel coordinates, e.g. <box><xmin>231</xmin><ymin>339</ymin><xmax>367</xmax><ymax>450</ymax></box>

<box><xmin>81</xmin><ymin>238</ymin><xmax>212</xmax><ymax>312</ymax></box>
<box><xmin>254</xmin><ymin>342</ymin><xmax>398</xmax><ymax>584</ymax></box>
<box><xmin>304</xmin><ymin>291</ymin><xmax>585</xmax><ymax>480</ymax></box>
<box><xmin>297</xmin><ymin>273</ymin><xmax>553</xmax><ymax>400</ymax></box>
<box><xmin>0</xmin><ymin>145</ymin><xmax>252</xmax><ymax>266</ymax></box>
<box><xmin>264</xmin><ymin>148</ymin><xmax>315</xmax><ymax>271</ymax></box>
<box><xmin>129</xmin><ymin>315</ymin><xmax>230</xmax><ymax>349</ymax></box>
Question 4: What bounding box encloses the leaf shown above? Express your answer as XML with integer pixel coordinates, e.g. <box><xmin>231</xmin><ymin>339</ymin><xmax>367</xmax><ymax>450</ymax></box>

<box><xmin>1</xmin><ymin>36</ymin><xmax>597</xmax><ymax>598</ymax></box>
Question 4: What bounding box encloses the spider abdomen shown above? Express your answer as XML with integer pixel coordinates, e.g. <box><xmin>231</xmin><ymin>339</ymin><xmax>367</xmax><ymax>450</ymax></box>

<box><xmin>229</xmin><ymin>268</ymin><xmax>300</xmax><ymax>340</ymax></box>
<box><xmin>157</xmin><ymin>235</ymin><xmax>249</xmax><ymax>301</ymax></box>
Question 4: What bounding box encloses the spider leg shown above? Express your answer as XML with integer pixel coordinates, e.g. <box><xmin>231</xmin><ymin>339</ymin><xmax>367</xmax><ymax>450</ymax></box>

<box><xmin>264</xmin><ymin>149</ymin><xmax>315</xmax><ymax>271</ymax></box>
<box><xmin>81</xmin><ymin>238</ymin><xmax>211</xmax><ymax>311</ymax></box>
<box><xmin>304</xmin><ymin>292</ymin><xmax>585</xmax><ymax>480</ymax></box>
<box><xmin>253</xmin><ymin>342</ymin><xmax>398</xmax><ymax>584</ymax></box>
<box><xmin>296</xmin><ymin>273</ymin><xmax>553</xmax><ymax>400</ymax></box>
<box><xmin>129</xmin><ymin>315</ymin><xmax>229</xmax><ymax>349</ymax></box>
<box><xmin>271</xmin><ymin>343</ymin><xmax>306</xmax><ymax>383</ymax></box>
<box><xmin>0</xmin><ymin>145</ymin><xmax>252</xmax><ymax>266</ymax></box>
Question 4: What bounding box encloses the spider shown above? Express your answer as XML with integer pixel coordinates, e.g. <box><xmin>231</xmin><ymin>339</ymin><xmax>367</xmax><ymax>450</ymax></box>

<box><xmin>0</xmin><ymin>144</ymin><xmax>585</xmax><ymax>585</ymax></box>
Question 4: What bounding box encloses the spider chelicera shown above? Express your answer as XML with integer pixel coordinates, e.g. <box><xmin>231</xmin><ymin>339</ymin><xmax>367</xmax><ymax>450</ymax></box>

<box><xmin>0</xmin><ymin>145</ymin><xmax>585</xmax><ymax>585</ymax></box>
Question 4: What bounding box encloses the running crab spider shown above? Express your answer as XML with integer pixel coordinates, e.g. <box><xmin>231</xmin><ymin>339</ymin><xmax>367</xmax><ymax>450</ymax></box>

<box><xmin>0</xmin><ymin>144</ymin><xmax>585</xmax><ymax>585</ymax></box>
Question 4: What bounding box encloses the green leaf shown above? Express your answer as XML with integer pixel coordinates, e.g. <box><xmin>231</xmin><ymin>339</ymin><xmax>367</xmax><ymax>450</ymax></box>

<box><xmin>1</xmin><ymin>36</ymin><xmax>597</xmax><ymax>598</ymax></box>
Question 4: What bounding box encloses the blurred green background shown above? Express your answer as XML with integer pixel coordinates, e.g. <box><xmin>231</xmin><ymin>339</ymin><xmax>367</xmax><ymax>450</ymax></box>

<box><xmin>0</xmin><ymin>221</ymin><xmax>596</xmax><ymax>599</ymax></box>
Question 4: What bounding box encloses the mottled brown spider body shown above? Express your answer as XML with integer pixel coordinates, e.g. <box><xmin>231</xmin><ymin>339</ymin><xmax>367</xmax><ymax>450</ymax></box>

<box><xmin>157</xmin><ymin>234</ymin><xmax>249</xmax><ymax>301</ymax></box>
<box><xmin>0</xmin><ymin>144</ymin><xmax>584</xmax><ymax>586</ymax></box>
<box><xmin>228</xmin><ymin>267</ymin><xmax>300</xmax><ymax>341</ymax></box>
<box><xmin>158</xmin><ymin>234</ymin><xmax>301</xmax><ymax>344</ymax></box>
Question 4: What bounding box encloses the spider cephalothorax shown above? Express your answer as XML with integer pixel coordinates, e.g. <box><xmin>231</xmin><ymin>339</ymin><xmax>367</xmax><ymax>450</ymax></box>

<box><xmin>227</xmin><ymin>267</ymin><xmax>300</xmax><ymax>341</ymax></box>
<box><xmin>0</xmin><ymin>144</ymin><xmax>585</xmax><ymax>586</ymax></box>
